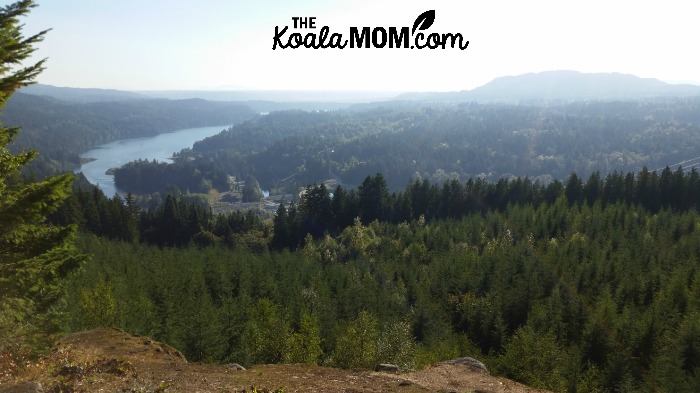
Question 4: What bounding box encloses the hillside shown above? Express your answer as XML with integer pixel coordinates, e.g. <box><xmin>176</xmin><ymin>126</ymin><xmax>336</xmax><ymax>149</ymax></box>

<box><xmin>170</xmin><ymin>98</ymin><xmax>700</xmax><ymax>194</ymax></box>
<box><xmin>20</xmin><ymin>84</ymin><xmax>147</xmax><ymax>103</ymax></box>
<box><xmin>1</xmin><ymin>93</ymin><xmax>256</xmax><ymax>176</ymax></box>
<box><xmin>20</xmin><ymin>84</ymin><xmax>368</xmax><ymax>112</ymax></box>
<box><xmin>399</xmin><ymin>70</ymin><xmax>700</xmax><ymax>103</ymax></box>
<box><xmin>1</xmin><ymin>328</ymin><xmax>548</xmax><ymax>393</ymax></box>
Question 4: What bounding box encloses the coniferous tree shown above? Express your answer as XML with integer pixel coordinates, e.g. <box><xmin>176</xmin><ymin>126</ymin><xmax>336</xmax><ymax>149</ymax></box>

<box><xmin>330</xmin><ymin>185</ymin><xmax>356</xmax><ymax>231</ymax></box>
<box><xmin>271</xmin><ymin>203</ymin><xmax>290</xmax><ymax>250</ymax></box>
<box><xmin>358</xmin><ymin>173</ymin><xmax>389</xmax><ymax>223</ymax></box>
<box><xmin>565</xmin><ymin>172</ymin><xmax>583</xmax><ymax>204</ymax></box>
<box><xmin>0</xmin><ymin>0</ymin><xmax>84</xmax><ymax>350</ymax></box>
<box><xmin>284</xmin><ymin>311</ymin><xmax>322</xmax><ymax>364</ymax></box>
<box><xmin>300</xmin><ymin>183</ymin><xmax>331</xmax><ymax>238</ymax></box>
<box><xmin>242</xmin><ymin>175</ymin><xmax>263</xmax><ymax>202</ymax></box>
<box><xmin>332</xmin><ymin>310</ymin><xmax>379</xmax><ymax>369</ymax></box>
<box><xmin>160</xmin><ymin>194</ymin><xmax>181</xmax><ymax>246</ymax></box>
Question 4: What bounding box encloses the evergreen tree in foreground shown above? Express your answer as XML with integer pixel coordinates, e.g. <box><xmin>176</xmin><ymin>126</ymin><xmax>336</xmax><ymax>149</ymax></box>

<box><xmin>0</xmin><ymin>0</ymin><xmax>84</xmax><ymax>350</ymax></box>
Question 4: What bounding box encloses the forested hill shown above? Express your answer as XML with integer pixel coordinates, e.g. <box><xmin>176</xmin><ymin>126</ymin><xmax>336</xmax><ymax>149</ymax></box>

<box><xmin>1</xmin><ymin>92</ymin><xmax>257</xmax><ymax>176</ymax></box>
<box><xmin>173</xmin><ymin>98</ymin><xmax>700</xmax><ymax>193</ymax></box>
<box><xmin>20</xmin><ymin>83</ymin><xmax>147</xmax><ymax>103</ymax></box>
<box><xmin>21</xmin><ymin>83</ymin><xmax>359</xmax><ymax>112</ymax></box>
<box><xmin>399</xmin><ymin>71</ymin><xmax>700</xmax><ymax>103</ymax></box>
<box><xmin>50</xmin><ymin>169</ymin><xmax>700</xmax><ymax>392</ymax></box>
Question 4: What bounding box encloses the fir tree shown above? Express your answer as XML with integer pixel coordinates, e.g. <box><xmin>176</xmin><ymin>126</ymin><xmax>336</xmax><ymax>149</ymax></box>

<box><xmin>0</xmin><ymin>0</ymin><xmax>84</xmax><ymax>350</ymax></box>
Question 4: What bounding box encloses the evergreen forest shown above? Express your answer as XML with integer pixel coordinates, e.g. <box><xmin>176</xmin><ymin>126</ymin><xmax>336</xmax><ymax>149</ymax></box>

<box><xmin>1</xmin><ymin>92</ymin><xmax>255</xmax><ymax>176</ymax></box>
<box><xmin>49</xmin><ymin>169</ymin><xmax>700</xmax><ymax>392</ymax></box>
<box><xmin>167</xmin><ymin>100</ymin><xmax>700</xmax><ymax>193</ymax></box>
<box><xmin>3</xmin><ymin>2</ymin><xmax>700</xmax><ymax>392</ymax></box>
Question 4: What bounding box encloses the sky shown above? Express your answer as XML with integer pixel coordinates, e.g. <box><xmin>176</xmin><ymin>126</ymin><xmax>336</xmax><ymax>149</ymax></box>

<box><xmin>16</xmin><ymin>0</ymin><xmax>700</xmax><ymax>92</ymax></box>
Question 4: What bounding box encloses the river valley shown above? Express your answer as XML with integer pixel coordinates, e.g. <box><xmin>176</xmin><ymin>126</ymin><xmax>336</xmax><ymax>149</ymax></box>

<box><xmin>76</xmin><ymin>125</ymin><xmax>230</xmax><ymax>196</ymax></box>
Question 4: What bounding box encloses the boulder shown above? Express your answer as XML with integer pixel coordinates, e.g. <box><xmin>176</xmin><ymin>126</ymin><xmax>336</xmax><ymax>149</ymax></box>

<box><xmin>225</xmin><ymin>363</ymin><xmax>246</xmax><ymax>371</ymax></box>
<box><xmin>374</xmin><ymin>363</ymin><xmax>400</xmax><ymax>374</ymax></box>
<box><xmin>438</xmin><ymin>357</ymin><xmax>489</xmax><ymax>374</ymax></box>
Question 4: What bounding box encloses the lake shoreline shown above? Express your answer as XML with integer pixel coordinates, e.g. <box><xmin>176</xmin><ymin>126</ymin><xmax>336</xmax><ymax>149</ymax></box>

<box><xmin>76</xmin><ymin>125</ymin><xmax>231</xmax><ymax>197</ymax></box>
<box><xmin>79</xmin><ymin>157</ymin><xmax>97</xmax><ymax>165</ymax></box>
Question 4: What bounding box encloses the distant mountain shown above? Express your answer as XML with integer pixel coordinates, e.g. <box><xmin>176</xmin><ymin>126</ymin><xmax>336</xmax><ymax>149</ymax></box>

<box><xmin>138</xmin><ymin>89</ymin><xmax>399</xmax><ymax>103</ymax></box>
<box><xmin>139</xmin><ymin>90</ymin><xmax>398</xmax><ymax>111</ymax></box>
<box><xmin>20</xmin><ymin>84</ymin><xmax>392</xmax><ymax>110</ymax></box>
<box><xmin>398</xmin><ymin>71</ymin><xmax>700</xmax><ymax>103</ymax></box>
<box><xmin>21</xmin><ymin>84</ymin><xmax>147</xmax><ymax>103</ymax></box>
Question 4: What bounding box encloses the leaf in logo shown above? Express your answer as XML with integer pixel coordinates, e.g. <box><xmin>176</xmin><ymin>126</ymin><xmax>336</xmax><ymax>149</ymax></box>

<box><xmin>412</xmin><ymin>10</ymin><xmax>435</xmax><ymax>35</ymax></box>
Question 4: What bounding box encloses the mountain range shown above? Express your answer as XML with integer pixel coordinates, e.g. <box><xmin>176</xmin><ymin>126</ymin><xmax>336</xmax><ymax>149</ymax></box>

<box><xmin>20</xmin><ymin>83</ymin><xmax>147</xmax><ymax>103</ymax></box>
<box><xmin>397</xmin><ymin>70</ymin><xmax>700</xmax><ymax>103</ymax></box>
<box><xmin>20</xmin><ymin>70</ymin><xmax>700</xmax><ymax>107</ymax></box>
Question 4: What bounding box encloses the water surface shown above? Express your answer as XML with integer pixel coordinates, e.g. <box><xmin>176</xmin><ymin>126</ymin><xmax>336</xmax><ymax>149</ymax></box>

<box><xmin>77</xmin><ymin>125</ymin><xmax>229</xmax><ymax>197</ymax></box>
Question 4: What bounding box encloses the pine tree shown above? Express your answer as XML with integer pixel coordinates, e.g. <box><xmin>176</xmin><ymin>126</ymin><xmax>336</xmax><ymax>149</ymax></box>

<box><xmin>0</xmin><ymin>0</ymin><xmax>84</xmax><ymax>350</ymax></box>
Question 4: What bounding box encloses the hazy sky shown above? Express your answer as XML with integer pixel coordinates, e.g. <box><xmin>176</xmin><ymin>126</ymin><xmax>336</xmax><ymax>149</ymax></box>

<box><xmin>18</xmin><ymin>0</ymin><xmax>700</xmax><ymax>92</ymax></box>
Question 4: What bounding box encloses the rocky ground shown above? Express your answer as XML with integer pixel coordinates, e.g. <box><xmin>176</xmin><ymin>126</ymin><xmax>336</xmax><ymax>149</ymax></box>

<box><xmin>0</xmin><ymin>328</ymin><xmax>550</xmax><ymax>393</ymax></box>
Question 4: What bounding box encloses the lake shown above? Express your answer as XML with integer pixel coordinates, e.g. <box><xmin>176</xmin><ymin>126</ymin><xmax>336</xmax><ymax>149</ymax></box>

<box><xmin>77</xmin><ymin>125</ymin><xmax>230</xmax><ymax>197</ymax></box>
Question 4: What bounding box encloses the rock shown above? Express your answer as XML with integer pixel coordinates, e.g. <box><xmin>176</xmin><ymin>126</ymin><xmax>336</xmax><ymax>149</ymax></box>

<box><xmin>173</xmin><ymin>349</ymin><xmax>186</xmax><ymax>361</ymax></box>
<box><xmin>0</xmin><ymin>381</ymin><xmax>44</xmax><ymax>393</ymax></box>
<box><xmin>225</xmin><ymin>363</ymin><xmax>246</xmax><ymax>371</ymax></box>
<box><xmin>374</xmin><ymin>363</ymin><xmax>400</xmax><ymax>374</ymax></box>
<box><xmin>438</xmin><ymin>357</ymin><xmax>489</xmax><ymax>374</ymax></box>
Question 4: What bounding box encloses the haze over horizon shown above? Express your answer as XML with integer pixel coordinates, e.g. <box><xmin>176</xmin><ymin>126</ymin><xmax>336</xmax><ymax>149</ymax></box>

<box><xmin>20</xmin><ymin>0</ymin><xmax>700</xmax><ymax>92</ymax></box>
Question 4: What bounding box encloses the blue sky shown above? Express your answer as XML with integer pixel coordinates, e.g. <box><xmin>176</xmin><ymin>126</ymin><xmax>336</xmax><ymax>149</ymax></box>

<box><xmin>17</xmin><ymin>0</ymin><xmax>700</xmax><ymax>92</ymax></box>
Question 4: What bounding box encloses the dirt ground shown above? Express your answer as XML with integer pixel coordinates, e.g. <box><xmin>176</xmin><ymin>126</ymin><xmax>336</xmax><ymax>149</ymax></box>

<box><xmin>1</xmin><ymin>328</ymin><xmax>550</xmax><ymax>393</ymax></box>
